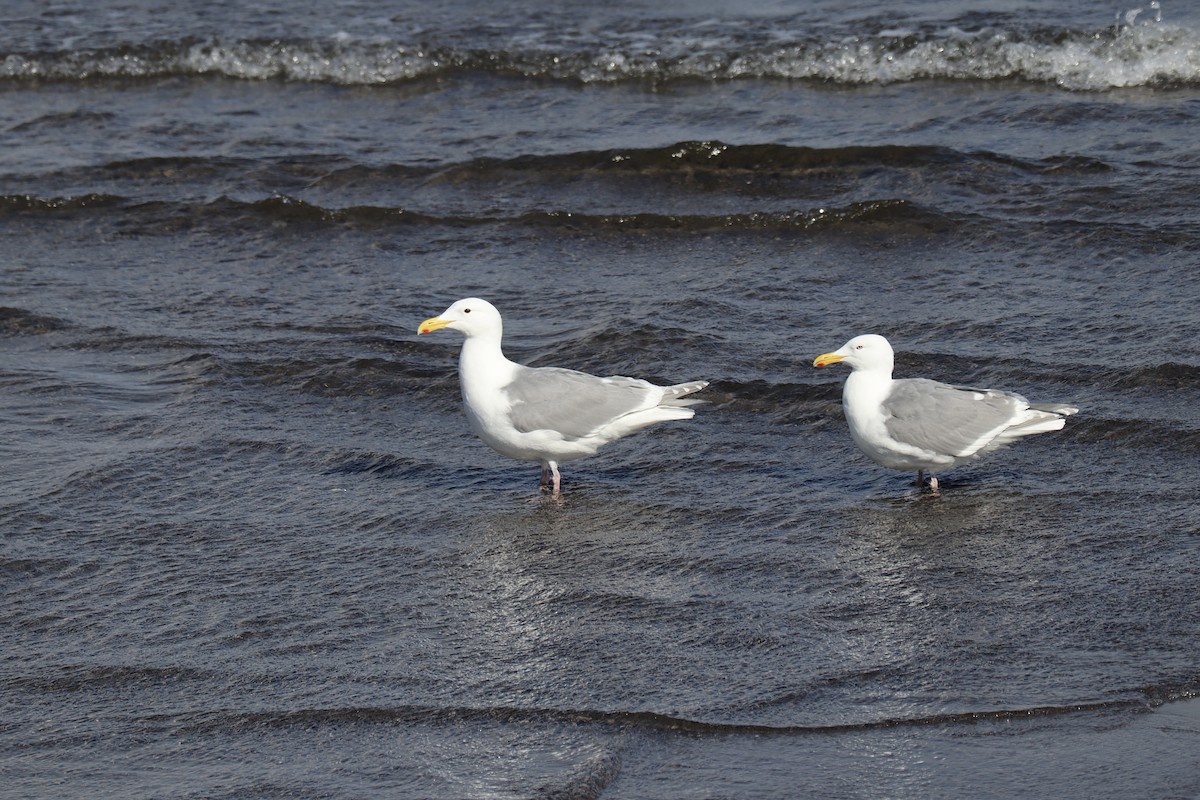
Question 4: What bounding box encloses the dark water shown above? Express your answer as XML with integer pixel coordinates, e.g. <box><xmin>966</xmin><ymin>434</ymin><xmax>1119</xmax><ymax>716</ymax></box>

<box><xmin>4</xmin><ymin>1</ymin><xmax>1200</xmax><ymax>797</ymax></box>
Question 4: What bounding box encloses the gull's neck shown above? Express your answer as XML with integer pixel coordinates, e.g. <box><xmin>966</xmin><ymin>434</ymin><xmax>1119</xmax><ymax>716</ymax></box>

<box><xmin>458</xmin><ymin>329</ymin><xmax>517</xmax><ymax>402</ymax></box>
<box><xmin>843</xmin><ymin>365</ymin><xmax>894</xmax><ymax>426</ymax></box>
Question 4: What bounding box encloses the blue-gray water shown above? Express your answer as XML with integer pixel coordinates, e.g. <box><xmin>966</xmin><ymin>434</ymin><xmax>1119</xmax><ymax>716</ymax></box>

<box><xmin>3</xmin><ymin>1</ymin><xmax>1200</xmax><ymax>797</ymax></box>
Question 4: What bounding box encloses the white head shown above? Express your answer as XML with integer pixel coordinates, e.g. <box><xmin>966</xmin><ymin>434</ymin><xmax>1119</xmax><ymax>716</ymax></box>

<box><xmin>813</xmin><ymin>334</ymin><xmax>895</xmax><ymax>373</ymax></box>
<box><xmin>418</xmin><ymin>297</ymin><xmax>503</xmax><ymax>339</ymax></box>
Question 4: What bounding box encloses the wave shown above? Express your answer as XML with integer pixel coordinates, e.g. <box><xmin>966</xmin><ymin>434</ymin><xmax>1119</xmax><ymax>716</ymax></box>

<box><xmin>2</xmin><ymin>14</ymin><xmax>1198</xmax><ymax>90</ymax></box>
<box><xmin>168</xmin><ymin>687</ymin><xmax>1199</xmax><ymax>738</ymax></box>
<box><xmin>0</xmin><ymin>141</ymin><xmax>1125</xmax><ymax>209</ymax></box>
<box><xmin>1064</xmin><ymin>416</ymin><xmax>1200</xmax><ymax>454</ymax></box>
<box><xmin>0</xmin><ymin>306</ymin><xmax>72</xmax><ymax>335</ymax></box>
<box><xmin>1110</xmin><ymin>361</ymin><xmax>1200</xmax><ymax>388</ymax></box>
<box><xmin>0</xmin><ymin>193</ymin><xmax>124</xmax><ymax>213</ymax></box>
<box><xmin>14</xmin><ymin>144</ymin><xmax>1094</xmax><ymax>185</ymax></box>
<box><xmin>524</xmin><ymin>201</ymin><xmax>957</xmax><ymax>234</ymax></box>
<box><xmin>0</xmin><ymin>190</ymin><xmax>959</xmax><ymax>236</ymax></box>
<box><xmin>1</xmin><ymin>140</ymin><xmax>987</xmax><ymax>234</ymax></box>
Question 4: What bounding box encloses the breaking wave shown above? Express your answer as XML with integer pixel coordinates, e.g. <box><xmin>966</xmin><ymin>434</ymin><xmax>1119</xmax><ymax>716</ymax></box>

<box><xmin>2</xmin><ymin>13</ymin><xmax>1197</xmax><ymax>90</ymax></box>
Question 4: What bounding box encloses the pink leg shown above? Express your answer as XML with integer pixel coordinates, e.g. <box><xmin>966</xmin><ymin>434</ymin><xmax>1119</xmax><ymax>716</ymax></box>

<box><xmin>929</xmin><ymin>474</ymin><xmax>940</xmax><ymax>494</ymax></box>
<box><xmin>548</xmin><ymin>461</ymin><xmax>561</xmax><ymax>496</ymax></box>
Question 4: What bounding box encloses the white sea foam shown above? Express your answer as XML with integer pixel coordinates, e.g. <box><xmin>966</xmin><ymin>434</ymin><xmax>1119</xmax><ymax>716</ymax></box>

<box><xmin>1</xmin><ymin>12</ymin><xmax>1197</xmax><ymax>90</ymax></box>
<box><xmin>722</xmin><ymin>17</ymin><xmax>1200</xmax><ymax>90</ymax></box>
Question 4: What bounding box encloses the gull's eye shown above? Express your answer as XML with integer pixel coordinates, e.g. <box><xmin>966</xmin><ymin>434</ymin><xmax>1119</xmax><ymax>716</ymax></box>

<box><xmin>855</xmin><ymin>344</ymin><xmax>863</xmax><ymax>350</ymax></box>
<box><xmin>463</xmin><ymin>308</ymin><xmax>472</xmax><ymax>313</ymax></box>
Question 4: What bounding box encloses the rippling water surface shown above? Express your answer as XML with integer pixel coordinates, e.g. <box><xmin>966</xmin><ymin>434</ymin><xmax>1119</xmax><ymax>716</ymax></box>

<box><xmin>3</xmin><ymin>0</ymin><xmax>1200</xmax><ymax>797</ymax></box>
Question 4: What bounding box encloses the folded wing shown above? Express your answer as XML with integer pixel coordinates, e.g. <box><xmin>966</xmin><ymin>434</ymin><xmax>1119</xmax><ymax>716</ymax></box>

<box><xmin>883</xmin><ymin>378</ymin><xmax>1032</xmax><ymax>459</ymax></box>
<box><xmin>503</xmin><ymin>366</ymin><xmax>663</xmax><ymax>439</ymax></box>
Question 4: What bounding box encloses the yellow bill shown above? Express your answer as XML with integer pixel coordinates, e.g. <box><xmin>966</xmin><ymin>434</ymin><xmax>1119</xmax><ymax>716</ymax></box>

<box><xmin>813</xmin><ymin>351</ymin><xmax>844</xmax><ymax>368</ymax></box>
<box><xmin>418</xmin><ymin>316</ymin><xmax>452</xmax><ymax>335</ymax></box>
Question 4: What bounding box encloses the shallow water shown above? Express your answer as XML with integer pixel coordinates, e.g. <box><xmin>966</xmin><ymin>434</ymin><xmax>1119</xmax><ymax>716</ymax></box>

<box><xmin>3</xmin><ymin>1</ymin><xmax>1200</xmax><ymax>797</ymax></box>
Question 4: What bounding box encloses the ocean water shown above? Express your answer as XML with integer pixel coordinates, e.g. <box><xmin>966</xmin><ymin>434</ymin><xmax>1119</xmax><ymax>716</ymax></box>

<box><xmin>3</xmin><ymin>1</ymin><xmax>1200</xmax><ymax>797</ymax></box>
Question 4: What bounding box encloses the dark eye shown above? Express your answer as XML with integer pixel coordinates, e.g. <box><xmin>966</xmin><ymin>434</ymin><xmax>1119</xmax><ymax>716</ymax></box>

<box><xmin>855</xmin><ymin>344</ymin><xmax>863</xmax><ymax>350</ymax></box>
<box><xmin>463</xmin><ymin>308</ymin><xmax>471</xmax><ymax>313</ymax></box>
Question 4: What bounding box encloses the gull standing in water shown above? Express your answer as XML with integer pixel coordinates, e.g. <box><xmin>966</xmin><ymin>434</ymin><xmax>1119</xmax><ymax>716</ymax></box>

<box><xmin>419</xmin><ymin>298</ymin><xmax>708</xmax><ymax>496</ymax></box>
<box><xmin>813</xmin><ymin>334</ymin><xmax>1077</xmax><ymax>493</ymax></box>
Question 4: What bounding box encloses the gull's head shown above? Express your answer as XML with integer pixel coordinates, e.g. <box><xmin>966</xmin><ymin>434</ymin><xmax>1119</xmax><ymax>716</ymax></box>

<box><xmin>813</xmin><ymin>334</ymin><xmax>894</xmax><ymax>372</ymax></box>
<box><xmin>418</xmin><ymin>297</ymin><xmax>502</xmax><ymax>338</ymax></box>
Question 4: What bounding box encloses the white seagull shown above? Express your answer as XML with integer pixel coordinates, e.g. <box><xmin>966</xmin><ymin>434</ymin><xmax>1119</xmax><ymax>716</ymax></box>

<box><xmin>418</xmin><ymin>298</ymin><xmax>708</xmax><ymax>495</ymax></box>
<box><xmin>813</xmin><ymin>334</ymin><xmax>1078</xmax><ymax>493</ymax></box>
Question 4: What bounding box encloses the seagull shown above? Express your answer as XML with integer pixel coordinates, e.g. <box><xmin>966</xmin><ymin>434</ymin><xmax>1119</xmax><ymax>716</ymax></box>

<box><xmin>813</xmin><ymin>334</ymin><xmax>1077</xmax><ymax>493</ymax></box>
<box><xmin>418</xmin><ymin>298</ymin><xmax>708</xmax><ymax>495</ymax></box>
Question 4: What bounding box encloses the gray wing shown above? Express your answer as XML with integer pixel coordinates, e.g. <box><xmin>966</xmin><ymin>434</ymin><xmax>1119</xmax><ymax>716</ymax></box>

<box><xmin>503</xmin><ymin>365</ymin><xmax>656</xmax><ymax>439</ymax></box>
<box><xmin>883</xmin><ymin>378</ymin><xmax>1025</xmax><ymax>457</ymax></box>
